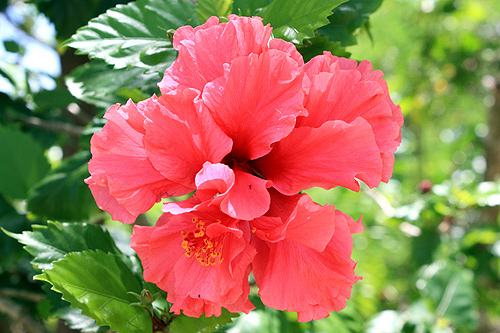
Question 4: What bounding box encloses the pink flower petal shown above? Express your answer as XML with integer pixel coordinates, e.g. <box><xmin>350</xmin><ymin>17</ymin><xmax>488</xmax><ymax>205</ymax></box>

<box><xmin>302</xmin><ymin>53</ymin><xmax>403</xmax><ymax>182</ymax></box>
<box><xmin>250</xmin><ymin>191</ymin><xmax>335</xmax><ymax>250</ymax></box>
<box><xmin>143</xmin><ymin>90</ymin><xmax>232</xmax><ymax>189</ymax></box>
<box><xmin>194</xmin><ymin>162</ymin><xmax>272</xmax><ymax>220</ymax></box>
<box><xmin>85</xmin><ymin>176</ymin><xmax>135</xmax><ymax>224</ymax></box>
<box><xmin>252</xmin><ymin>210</ymin><xmax>361</xmax><ymax>322</ymax></box>
<box><xmin>195</xmin><ymin>162</ymin><xmax>235</xmax><ymax>202</ymax></box>
<box><xmin>130</xmin><ymin>208</ymin><xmax>256</xmax><ymax>317</ymax></box>
<box><xmin>255</xmin><ymin>118</ymin><xmax>383</xmax><ymax>195</ymax></box>
<box><xmin>203</xmin><ymin>50</ymin><xmax>306</xmax><ymax>160</ymax></box>
<box><xmin>219</xmin><ymin>169</ymin><xmax>272</xmax><ymax>220</ymax></box>
<box><xmin>159</xmin><ymin>15</ymin><xmax>272</xmax><ymax>94</ymax></box>
<box><xmin>88</xmin><ymin>100</ymin><xmax>190</xmax><ymax>222</ymax></box>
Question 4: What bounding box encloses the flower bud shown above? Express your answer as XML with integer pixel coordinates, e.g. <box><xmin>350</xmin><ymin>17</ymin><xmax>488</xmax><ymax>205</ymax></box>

<box><xmin>141</xmin><ymin>289</ymin><xmax>154</xmax><ymax>305</ymax></box>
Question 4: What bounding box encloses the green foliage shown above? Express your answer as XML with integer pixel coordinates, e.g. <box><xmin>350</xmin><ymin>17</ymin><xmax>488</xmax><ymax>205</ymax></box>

<box><xmin>5</xmin><ymin>221</ymin><xmax>121</xmax><ymax>270</ymax></box>
<box><xmin>196</xmin><ymin>0</ymin><xmax>233</xmax><ymax>23</ymax></box>
<box><xmin>66</xmin><ymin>0</ymin><xmax>199</xmax><ymax>74</ymax></box>
<box><xmin>0</xmin><ymin>125</ymin><xmax>50</xmax><ymax>199</ymax></box>
<box><xmin>298</xmin><ymin>35</ymin><xmax>350</xmax><ymax>62</ymax></box>
<box><xmin>232</xmin><ymin>0</ymin><xmax>272</xmax><ymax>16</ymax></box>
<box><xmin>31</xmin><ymin>0</ymin><xmax>131</xmax><ymax>40</ymax></box>
<box><xmin>419</xmin><ymin>260</ymin><xmax>478</xmax><ymax>330</ymax></box>
<box><xmin>26</xmin><ymin>152</ymin><xmax>100</xmax><ymax>222</ymax></box>
<box><xmin>260</xmin><ymin>0</ymin><xmax>347</xmax><ymax>44</ymax></box>
<box><xmin>170</xmin><ymin>309</ymin><xmax>238</xmax><ymax>333</ymax></box>
<box><xmin>3</xmin><ymin>0</ymin><xmax>500</xmax><ymax>331</ymax></box>
<box><xmin>0</xmin><ymin>195</ymin><xmax>33</xmax><ymax>269</ymax></box>
<box><xmin>66</xmin><ymin>61</ymin><xmax>160</xmax><ymax>108</ymax></box>
<box><xmin>32</xmin><ymin>87</ymin><xmax>79</xmax><ymax>110</ymax></box>
<box><xmin>319</xmin><ymin>0</ymin><xmax>384</xmax><ymax>47</ymax></box>
<box><xmin>36</xmin><ymin>250</ymin><xmax>152</xmax><ymax>333</ymax></box>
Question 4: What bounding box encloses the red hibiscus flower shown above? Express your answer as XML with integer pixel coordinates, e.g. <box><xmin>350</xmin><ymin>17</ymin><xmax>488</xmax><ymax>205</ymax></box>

<box><xmin>131</xmin><ymin>165</ymin><xmax>363</xmax><ymax>321</ymax></box>
<box><xmin>86</xmin><ymin>14</ymin><xmax>403</xmax><ymax>321</ymax></box>
<box><xmin>86</xmin><ymin>14</ymin><xmax>402</xmax><ymax>223</ymax></box>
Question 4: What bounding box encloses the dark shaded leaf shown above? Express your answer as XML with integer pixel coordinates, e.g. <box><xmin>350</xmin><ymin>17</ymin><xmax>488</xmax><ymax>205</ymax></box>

<box><xmin>319</xmin><ymin>0</ymin><xmax>384</xmax><ymax>47</ymax></box>
<box><xmin>32</xmin><ymin>0</ymin><xmax>130</xmax><ymax>40</ymax></box>
<box><xmin>232</xmin><ymin>0</ymin><xmax>272</xmax><ymax>16</ymax></box>
<box><xmin>0</xmin><ymin>125</ymin><xmax>50</xmax><ymax>199</ymax></box>
<box><xmin>260</xmin><ymin>0</ymin><xmax>347</xmax><ymax>44</ymax></box>
<box><xmin>26</xmin><ymin>151</ymin><xmax>98</xmax><ymax>222</ymax></box>
<box><xmin>298</xmin><ymin>34</ymin><xmax>350</xmax><ymax>62</ymax></box>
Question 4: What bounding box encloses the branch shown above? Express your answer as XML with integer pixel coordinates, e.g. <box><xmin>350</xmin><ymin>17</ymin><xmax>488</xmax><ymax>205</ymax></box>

<box><xmin>5</xmin><ymin>114</ymin><xmax>85</xmax><ymax>137</ymax></box>
<box><xmin>0</xmin><ymin>288</ymin><xmax>45</xmax><ymax>302</ymax></box>
<box><xmin>0</xmin><ymin>296</ymin><xmax>47</xmax><ymax>333</ymax></box>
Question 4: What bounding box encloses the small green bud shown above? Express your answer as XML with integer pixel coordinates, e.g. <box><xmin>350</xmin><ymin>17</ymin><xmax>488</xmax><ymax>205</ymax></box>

<box><xmin>167</xmin><ymin>29</ymin><xmax>176</xmax><ymax>44</ymax></box>
<box><xmin>141</xmin><ymin>289</ymin><xmax>154</xmax><ymax>305</ymax></box>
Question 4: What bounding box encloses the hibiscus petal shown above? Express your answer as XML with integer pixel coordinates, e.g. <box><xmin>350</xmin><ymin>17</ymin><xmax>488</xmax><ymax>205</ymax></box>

<box><xmin>159</xmin><ymin>15</ymin><xmax>272</xmax><ymax>94</ymax></box>
<box><xmin>88</xmin><ymin>100</ymin><xmax>190</xmax><ymax>222</ymax></box>
<box><xmin>252</xmin><ymin>210</ymin><xmax>361</xmax><ymax>322</ymax></box>
<box><xmin>219</xmin><ymin>169</ymin><xmax>272</xmax><ymax>220</ymax></box>
<box><xmin>143</xmin><ymin>90</ymin><xmax>232</xmax><ymax>189</ymax></box>
<box><xmin>194</xmin><ymin>162</ymin><xmax>272</xmax><ymax>220</ymax></box>
<box><xmin>282</xmin><ymin>194</ymin><xmax>336</xmax><ymax>252</ymax></box>
<box><xmin>255</xmin><ymin>118</ymin><xmax>383</xmax><ymax>195</ymax></box>
<box><xmin>131</xmin><ymin>208</ymin><xmax>256</xmax><ymax>318</ymax></box>
<box><xmin>203</xmin><ymin>50</ymin><xmax>306</xmax><ymax>160</ymax></box>
<box><xmin>302</xmin><ymin>53</ymin><xmax>403</xmax><ymax>182</ymax></box>
<box><xmin>85</xmin><ymin>176</ymin><xmax>135</xmax><ymax>224</ymax></box>
<box><xmin>195</xmin><ymin>162</ymin><xmax>235</xmax><ymax>202</ymax></box>
<box><xmin>250</xmin><ymin>191</ymin><xmax>335</xmax><ymax>250</ymax></box>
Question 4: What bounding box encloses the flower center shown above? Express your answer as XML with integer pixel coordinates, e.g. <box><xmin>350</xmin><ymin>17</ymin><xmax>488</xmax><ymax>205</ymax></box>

<box><xmin>181</xmin><ymin>217</ymin><xmax>224</xmax><ymax>266</ymax></box>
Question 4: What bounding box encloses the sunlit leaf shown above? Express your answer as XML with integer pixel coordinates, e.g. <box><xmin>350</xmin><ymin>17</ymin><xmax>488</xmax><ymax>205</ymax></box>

<box><xmin>196</xmin><ymin>0</ymin><xmax>233</xmax><ymax>22</ymax></box>
<box><xmin>66</xmin><ymin>61</ymin><xmax>160</xmax><ymax>109</ymax></box>
<box><xmin>37</xmin><ymin>251</ymin><xmax>152</xmax><ymax>333</ymax></box>
<box><xmin>170</xmin><ymin>309</ymin><xmax>238</xmax><ymax>333</ymax></box>
<box><xmin>0</xmin><ymin>125</ymin><xmax>50</xmax><ymax>199</ymax></box>
<box><xmin>5</xmin><ymin>221</ymin><xmax>121</xmax><ymax>270</ymax></box>
<box><xmin>66</xmin><ymin>0</ymin><xmax>199</xmax><ymax>73</ymax></box>
<box><xmin>260</xmin><ymin>0</ymin><xmax>347</xmax><ymax>44</ymax></box>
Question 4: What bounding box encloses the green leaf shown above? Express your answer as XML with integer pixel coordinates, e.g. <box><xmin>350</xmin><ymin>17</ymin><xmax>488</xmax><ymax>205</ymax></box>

<box><xmin>170</xmin><ymin>309</ymin><xmax>238</xmax><ymax>333</ymax></box>
<box><xmin>3</xmin><ymin>40</ymin><xmax>21</xmax><ymax>53</ymax></box>
<box><xmin>0</xmin><ymin>125</ymin><xmax>50</xmax><ymax>199</ymax></box>
<box><xmin>26</xmin><ymin>151</ymin><xmax>99</xmax><ymax>222</ymax></box>
<box><xmin>31</xmin><ymin>0</ymin><xmax>131</xmax><ymax>40</ymax></box>
<box><xmin>297</xmin><ymin>35</ymin><xmax>350</xmax><ymax>62</ymax></box>
<box><xmin>0</xmin><ymin>194</ymin><xmax>33</xmax><ymax>269</ymax></box>
<box><xmin>32</xmin><ymin>86</ymin><xmax>79</xmax><ymax>110</ymax></box>
<box><xmin>5</xmin><ymin>221</ymin><xmax>121</xmax><ymax>270</ymax></box>
<box><xmin>260</xmin><ymin>0</ymin><xmax>348</xmax><ymax>44</ymax></box>
<box><xmin>419</xmin><ymin>260</ymin><xmax>478</xmax><ymax>331</ymax></box>
<box><xmin>66</xmin><ymin>0</ymin><xmax>199</xmax><ymax>73</ymax></box>
<box><xmin>66</xmin><ymin>61</ymin><xmax>160</xmax><ymax>109</ymax></box>
<box><xmin>197</xmin><ymin>0</ymin><xmax>233</xmax><ymax>23</ymax></box>
<box><xmin>319</xmin><ymin>0</ymin><xmax>384</xmax><ymax>47</ymax></box>
<box><xmin>232</xmin><ymin>0</ymin><xmax>272</xmax><ymax>16</ymax></box>
<box><xmin>36</xmin><ymin>251</ymin><xmax>152</xmax><ymax>333</ymax></box>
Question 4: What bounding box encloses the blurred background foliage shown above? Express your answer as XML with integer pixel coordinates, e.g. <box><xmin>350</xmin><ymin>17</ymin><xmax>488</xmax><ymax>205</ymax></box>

<box><xmin>1</xmin><ymin>0</ymin><xmax>500</xmax><ymax>332</ymax></box>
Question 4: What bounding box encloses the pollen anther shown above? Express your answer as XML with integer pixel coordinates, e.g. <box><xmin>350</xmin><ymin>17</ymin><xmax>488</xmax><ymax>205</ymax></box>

<box><xmin>181</xmin><ymin>217</ymin><xmax>223</xmax><ymax>266</ymax></box>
